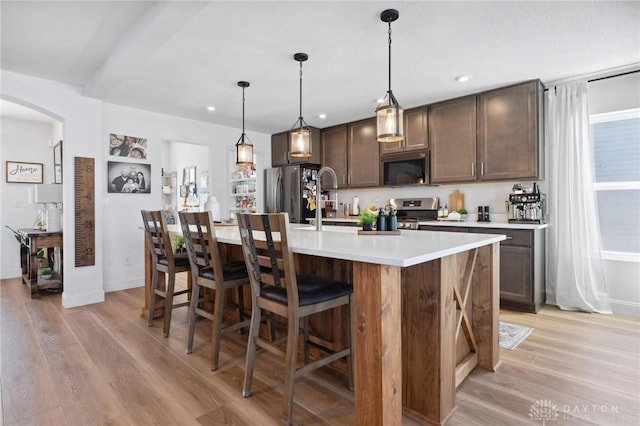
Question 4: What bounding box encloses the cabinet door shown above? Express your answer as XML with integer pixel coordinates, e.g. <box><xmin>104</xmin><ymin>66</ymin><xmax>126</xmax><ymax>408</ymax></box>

<box><xmin>348</xmin><ymin>118</ymin><xmax>380</xmax><ymax>187</ymax></box>
<box><xmin>499</xmin><ymin>245</ymin><xmax>533</xmax><ymax>304</ymax></box>
<box><xmin>380</xmin><ymin>106</ymin><xmax>428</xmax><ymax>156</ymax></box>
<box><xmin>271</xmin><ymin>132</ymin><xmax>289</xmax><ymax>166</ymax></box>
<box><xmin>477</xmin><ymin>80</ymin><xmax>541</xmax><ymax>180</ymax></box>
<box><xmin>321</xmin><ymin>124</ymin><xmax>348</xmax><ymax>188</ymax></box>
<box><xmin>429</xmin><ymin>96</ymin><xmax>477</xmax><ymax>183</ymax></box>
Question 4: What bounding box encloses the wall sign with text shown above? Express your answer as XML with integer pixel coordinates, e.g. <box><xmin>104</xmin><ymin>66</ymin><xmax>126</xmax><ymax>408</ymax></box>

<box><xmin>5</xmin><ymin>161</ymin><xmax>43</xmax><ymax>183</ymax></box>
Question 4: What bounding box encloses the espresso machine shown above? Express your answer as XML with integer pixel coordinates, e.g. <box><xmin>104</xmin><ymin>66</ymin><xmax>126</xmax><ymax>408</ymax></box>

<box><xmin>506</xmin><ymin>183</ymin><xmax>546</xmax><ymax>224</ymax></box>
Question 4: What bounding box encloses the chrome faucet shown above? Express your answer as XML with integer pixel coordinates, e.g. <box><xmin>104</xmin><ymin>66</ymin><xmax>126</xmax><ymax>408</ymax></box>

<box><xmin>315</xmin><ymin>166</ymin><xmax>337</xmax><ymax>231</ymax></box>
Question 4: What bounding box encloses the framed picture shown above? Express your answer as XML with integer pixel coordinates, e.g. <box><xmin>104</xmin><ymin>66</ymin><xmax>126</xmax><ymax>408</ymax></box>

<box><xmin>107</xmin><ymin>161</ymin><xmax>151</xmax><ymax>194</ymax></box>
<box><xmin>6</xmin><ymin>161</ymin><xmax>43</xmax><ymax>183</ymax></box>
<box><xmin>109</xmin><ymin>133</ymin><xmax>147</xmax><ymax>159</ymax></box>
<box><xmin>53</xmin><ymin>140</ymin><xmax>63</xmax><ymax>184</ymax></box>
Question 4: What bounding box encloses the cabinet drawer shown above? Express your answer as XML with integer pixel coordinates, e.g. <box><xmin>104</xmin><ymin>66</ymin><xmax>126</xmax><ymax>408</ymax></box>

<box><xmin>32</xmin><ymin>234</ymin><xmax>63</xmax><ymax>248</ymax></box>
<box><xmin>470</xmin><ymin>228</ymin><xmax>531</xmax><ymax>247</ymax></box>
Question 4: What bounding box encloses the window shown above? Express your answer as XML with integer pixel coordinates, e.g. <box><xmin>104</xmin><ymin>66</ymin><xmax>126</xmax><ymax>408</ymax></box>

<box><xmin>590</xmin><ymin>108</ymin><xmax>640</xmax><ymax>260</ymax></box>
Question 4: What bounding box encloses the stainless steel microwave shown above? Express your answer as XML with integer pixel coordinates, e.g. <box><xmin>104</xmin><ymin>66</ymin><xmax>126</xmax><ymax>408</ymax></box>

<box><xmin>381</xmin><ymin>151</ymin><xmax>429</xmax><ymax>186</ymax></box>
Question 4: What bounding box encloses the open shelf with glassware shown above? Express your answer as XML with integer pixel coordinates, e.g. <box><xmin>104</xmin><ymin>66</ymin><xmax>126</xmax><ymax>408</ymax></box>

<box><xmin>229</xmin><ymin>173</ymin><xmax>257</xmax><ymax>216</ymax></box>
<box><xmin>161</xmin><ymin>171</ymin><xmax>177</xmax><ymax>224</ymax></box>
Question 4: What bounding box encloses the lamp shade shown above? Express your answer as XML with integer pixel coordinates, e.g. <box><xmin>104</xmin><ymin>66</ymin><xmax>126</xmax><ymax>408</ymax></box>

<box><xmin>236</xmin><ymin>134</ymin><xmax>253</xmax><ymax>167</ymax></box>
<box><xmin>289</xmin><ymin>126</ymin><xmax>312</xmax><ymax>158</ymax></box>
<box><xmin>33</xmin><ymin>184</ymin><xmax>62</xmax><ymax>203</ymax></box>
<box><xmin>376</xmin><ymin>101</ymin><xmax>404</xmax><ymax>143</ymax></box>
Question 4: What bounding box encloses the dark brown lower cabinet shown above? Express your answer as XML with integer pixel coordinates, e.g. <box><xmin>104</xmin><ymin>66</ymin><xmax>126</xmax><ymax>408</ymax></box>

<box><xmin>419</xmin><ymin>225</ymin><xmax>545</xmax><ymax>313</ymax></box>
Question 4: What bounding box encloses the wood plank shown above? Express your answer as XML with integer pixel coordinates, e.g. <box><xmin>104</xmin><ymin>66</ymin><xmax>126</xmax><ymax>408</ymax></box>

<box><xmin>472</xmin><ymin>243</ymin><xmax>500</xmax><ymax>371</ymax></box>
<box><xmin>353</xmin><ymin>263</ymin><xmax>402</xmax><ymax>426</ymax></box>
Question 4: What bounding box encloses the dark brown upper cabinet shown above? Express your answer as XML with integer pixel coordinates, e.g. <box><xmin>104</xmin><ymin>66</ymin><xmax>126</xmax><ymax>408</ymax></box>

<box><xmin>477</xmin><ymin>80</ymin><xmax>542</xmax><ymax>181</ymax></box>
<box><xmin>321</xmin><ymin>118</ymin><xmax>380</xmax><ymax>189</ymax></box>
<box><xmin>380</xmin><ymin>106</ymin><xmax>428</xmax><ymax>156</ymax></box>
<box><xmin>321</xmin><ymin>124</ymin><xmax>348</xmax><ymax>188</ymax></box>
<box><xmin>430</xmin><ymin>80</ymin><xmax>543</xmax><ymax>184</ymax></box>
<box><xmin>429</xmin><ymin>95</ymin><xmax>477</xmax><ymax>183</ymax></box>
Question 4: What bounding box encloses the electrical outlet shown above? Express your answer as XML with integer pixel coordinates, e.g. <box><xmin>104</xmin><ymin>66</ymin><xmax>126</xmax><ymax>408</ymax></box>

<box><xmin>124</xmin><ymin>255</ymin><xmax>131</xmax><ymax>265</ymax></box>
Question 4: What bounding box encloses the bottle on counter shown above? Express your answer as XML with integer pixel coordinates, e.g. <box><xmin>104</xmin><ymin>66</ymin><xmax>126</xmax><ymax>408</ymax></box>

<box><xmin>388</xmin><ymin>210</ymin><xmax>397</xmax><ymax>231</ymax></box>
<box><xmin>376</xmin><ymin>207</ymin><xmax>386</xmax><ymax>231</ymax></box>
<box><xmin>438</xmin><ymin>205</ymin><xmax>444</xmax><ymax>218</ymax></box>
<box><xmin>443</xmin><ymin>204</ymin><xmax>449</xmax><ymax>217</ymax></box>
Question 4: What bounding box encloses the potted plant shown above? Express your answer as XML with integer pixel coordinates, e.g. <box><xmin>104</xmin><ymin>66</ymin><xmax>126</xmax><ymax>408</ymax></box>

<box><xmin>40</xmin><ymin>267</ymin><xmax>53</xmax><ymax>280</ymax></box>
<box><xmin>457</xmin><ymin>208</ymin><xmax>468</xmax><ymax>220</ymax></box>
<box><xmin>174</xmin><ymin>235</ymin><xmax>185</xmax><ymax>253</ymax></box>
<box><xmin>357</xmin><ymin>208</ymin><xmax>377</xmax><ymax>231</ymax></box>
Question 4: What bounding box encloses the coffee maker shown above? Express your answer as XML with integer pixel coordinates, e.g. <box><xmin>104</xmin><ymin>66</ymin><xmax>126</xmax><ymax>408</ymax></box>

<box><xmin>506</xmin><ymin>183</ymin><xmax>546</xmax><ymax>224</ymax></box>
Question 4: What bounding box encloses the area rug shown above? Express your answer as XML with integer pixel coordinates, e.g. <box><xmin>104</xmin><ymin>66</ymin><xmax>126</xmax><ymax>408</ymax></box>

<box><xmin>499</xmin><ymin>322</ymin><xmax>533</xmax><ymax>350</ymax></box>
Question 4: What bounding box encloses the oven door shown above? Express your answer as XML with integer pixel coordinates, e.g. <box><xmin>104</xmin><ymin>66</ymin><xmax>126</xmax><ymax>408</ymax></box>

<box><xmin>381</xmin><ymin>151</ymin><xmax>429</xmax><ymax>186</ymax></box>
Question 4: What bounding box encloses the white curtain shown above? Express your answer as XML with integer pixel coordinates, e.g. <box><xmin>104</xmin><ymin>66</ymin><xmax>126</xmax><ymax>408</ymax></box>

<box><xmin>546</xmin><ymin>82</ymin><xmax>612</xmax><ymax>314</ymax></box>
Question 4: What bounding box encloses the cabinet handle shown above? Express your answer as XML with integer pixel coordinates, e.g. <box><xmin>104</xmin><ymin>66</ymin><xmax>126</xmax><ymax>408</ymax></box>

<box><xmin>342</xmin><ymin>175</ymin><xmax>347</xmax><ymax>185</ymax></box>
<box><xmin>481</xmin><ymin>162</ymin><xmax>485</xmax><ymax>176</ymax></box>
<box><xmin>471</xmin><ymin>162</ymin><xmax>476</xmax><ymax>177</ymax></box>
<box><xmin>348</xmin><ymin>174</ymin><xmax>351</xmax><ymax>184</ymax></box>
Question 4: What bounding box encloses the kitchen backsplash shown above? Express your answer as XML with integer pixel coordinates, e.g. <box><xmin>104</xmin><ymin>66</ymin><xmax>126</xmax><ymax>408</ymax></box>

<box><xmin>336</xmin><ymin>180</ymin><xmax>548</xmax><ymax>223</ymax></box>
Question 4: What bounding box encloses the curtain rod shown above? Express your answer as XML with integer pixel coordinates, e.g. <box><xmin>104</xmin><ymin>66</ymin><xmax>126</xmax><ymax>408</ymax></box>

<box><xmin>543</xmin><ymin>63</ymin><xmax>640</xmax><ymax>88</ymax></box>
<box><xmin>587</xmin><ymin>69</ymin><xmax>639</xmax><ymax>83</ymax></box>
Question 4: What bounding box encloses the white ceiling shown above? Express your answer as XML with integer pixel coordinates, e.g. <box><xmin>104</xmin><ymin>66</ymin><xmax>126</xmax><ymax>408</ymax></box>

<box><xmin>1</xmin><ymin>1</ymin><xmax>639</xmax><ymax>134</ymax></box>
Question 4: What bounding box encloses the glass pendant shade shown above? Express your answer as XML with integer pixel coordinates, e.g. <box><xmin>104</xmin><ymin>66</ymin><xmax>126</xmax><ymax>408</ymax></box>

<box><xmin>235</xmin><ymin>81</ymin><xmax>254</xmax><ymax>168</ymax></box>
<box><xmin>376</xmin><ymin>9</ymin><xmax>404</xmax><ymax>143</ymax></box>
<box><xmin>289</xmin><ymin>122</ymin><xmax>312</xmax><ymax>158</ymax></box>
<box><xmin>376</xmin><ymin>93</ymin><xmax>404</xmax><ymax>143</ymax></box>
<box><xmin>289</xmin><ymin>52</ymin><xmax>312</xmax><ymax>158</ymax></box>
<box><xmin>235</xmin><ymin>134</ymin><xmax>253</xmax><ymax>167</ymax></box>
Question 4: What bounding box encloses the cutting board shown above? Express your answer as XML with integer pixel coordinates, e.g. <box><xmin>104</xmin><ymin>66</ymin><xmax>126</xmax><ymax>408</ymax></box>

<box><xmin>449</xmin><ymin>190</ymin><xmax>465</xmax><ymax>212</ymax></box>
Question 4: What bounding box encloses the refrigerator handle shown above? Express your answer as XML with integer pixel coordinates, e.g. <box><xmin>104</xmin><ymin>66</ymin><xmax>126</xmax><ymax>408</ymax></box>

<box><xmin>276</xmin><ymin>174</ymin><xmax>284</xmax><ymax>212</ymax></box>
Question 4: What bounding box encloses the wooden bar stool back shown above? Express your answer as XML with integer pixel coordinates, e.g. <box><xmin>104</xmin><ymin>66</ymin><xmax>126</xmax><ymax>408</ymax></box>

<box><xmin>237</xmin><ymin>212</ymin><xmax>354</xmax><ymax>425</ymax></box>
<box><xmin>179</xmin><ymin>211</ymin><xmax>251</xmax><ymax>371</ymax></box>
<box><xmin>141</xmin><ymin>210</ymin><xmax>191</xmax><ymax>337</ymax></box>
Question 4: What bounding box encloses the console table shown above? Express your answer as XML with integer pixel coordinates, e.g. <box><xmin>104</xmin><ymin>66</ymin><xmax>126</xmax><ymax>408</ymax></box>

<box><xmin>19</xmin><ymin>228</ymin><xmax>63</xmax><ymax>297</ymax></box>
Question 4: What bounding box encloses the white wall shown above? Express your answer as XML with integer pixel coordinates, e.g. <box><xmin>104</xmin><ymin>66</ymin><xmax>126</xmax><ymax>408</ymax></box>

<box><xmin>588</xmin><ymin>72</ymin><xmax>640</xmax><ymax>317</ymax></box>
<box><xmin>1</xmin><ymin>70</ymin><xmax>270</xmax><ymax>307</ymax></box>
<box><xmin>0</xmin><ymin>117</ymin><xmax>57</xmax><ymax>278</ymax></box>
<box><xmin>1</xmin><ymin>71</ymin><xmax>105</xmax><ymax>308</ymax></box>
<box><xmin>101</xmin><ymin>103</ymin><xmax>270</xmax><ymax>293</ymax></box>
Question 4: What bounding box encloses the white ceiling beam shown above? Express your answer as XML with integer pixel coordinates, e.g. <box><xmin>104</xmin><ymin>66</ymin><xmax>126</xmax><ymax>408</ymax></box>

<box><xmin>83</xmin><ymin>1</ymin><xmax>210</xmax><ymax>99</ymax></box>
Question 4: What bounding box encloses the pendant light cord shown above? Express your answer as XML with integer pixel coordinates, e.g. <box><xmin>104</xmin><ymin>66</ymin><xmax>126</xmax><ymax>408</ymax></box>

<box><xmin>242</xmin><ymin>86</ymin><xmax>246</xmax><ymax>136</ymax></box>
<box><xmin>387</xmin><ymin>22</ymin><xmax>392</xmax><ymax>103</ymax></box>
<box><xmin>299</xmin><ymin>60</ymin><xmax>304</xmax><ymax>124</ymax></box>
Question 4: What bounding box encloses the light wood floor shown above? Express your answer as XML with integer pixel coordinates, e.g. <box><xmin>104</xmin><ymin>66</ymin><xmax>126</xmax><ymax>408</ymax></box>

<box><xmin>2</xmin><ymin>276</ymin><xmax>639</xmax><ymax>426</ymax></box>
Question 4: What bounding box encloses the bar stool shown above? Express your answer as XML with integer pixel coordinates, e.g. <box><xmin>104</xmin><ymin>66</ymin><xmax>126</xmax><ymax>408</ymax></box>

<box><xmin>141</xmin><ymin>210</ymin><xmax>191</xmax><ymax>338</ymax></box>
<box><xmin>179</xmin><ymin>211</ymin><xmax>251</xmax><ymax>371</ymax></box>
<box><xmin>237</xmin><ymin>212</ymin><xmax>353</xmax><ymax>424</ymax></box>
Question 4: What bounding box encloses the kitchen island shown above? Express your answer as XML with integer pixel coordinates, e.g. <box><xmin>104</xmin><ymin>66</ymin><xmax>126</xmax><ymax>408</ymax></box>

<box><xmin>143</xmin><ymin>224</ymin><xmax>505</xmax><ymax>425</ymax></box>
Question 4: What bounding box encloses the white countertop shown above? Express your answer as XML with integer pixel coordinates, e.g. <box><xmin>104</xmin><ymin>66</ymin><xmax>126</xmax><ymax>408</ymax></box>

<box><xmin>184</xmin><ymin>223</ymin><xmax>505</xmax><ymax>268</ymax></box>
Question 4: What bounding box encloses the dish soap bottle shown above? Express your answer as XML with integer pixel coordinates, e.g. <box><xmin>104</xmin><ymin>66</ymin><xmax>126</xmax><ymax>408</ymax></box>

<box><xmin>443</xmin><ymin>204</ymin><xmax>449</xmax><ymax>218</ymax></box>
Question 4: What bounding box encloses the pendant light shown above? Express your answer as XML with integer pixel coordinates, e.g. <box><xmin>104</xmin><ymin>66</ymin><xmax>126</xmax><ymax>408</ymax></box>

<box><xmin>235</xmin><ymin>81</ymin><xmax>254</xmax><ymax>168</ymax></box>
<box><xmin>376</xmin><ymin>9</ymin><xmax>404</xmax><ymax>143</ymax></box>
<box><xmin>289</xmin><ymin>52</ymin><xmax>312</xmax><ymax>158</ymax></box>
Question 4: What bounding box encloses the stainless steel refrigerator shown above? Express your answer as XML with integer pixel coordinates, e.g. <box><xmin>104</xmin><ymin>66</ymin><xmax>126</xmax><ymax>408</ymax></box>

<box><xmin>264</xmin><ymin>164</ymin><xmax>320</xmax><ymax>223</ymax></box>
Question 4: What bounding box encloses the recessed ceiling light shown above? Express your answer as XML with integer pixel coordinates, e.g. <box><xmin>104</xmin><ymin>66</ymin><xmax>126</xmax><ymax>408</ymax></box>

<box><xmin>206</xmin><ymin>105</ymin><xmax>216</xmax><ymax>112</ymax></box>
<box><xmin>318</xmin><ymin>113</ymin><xmax>327</xmax><ymax>119</ymax></box>
<box><xmin>455</xmin><ymin>75</ymin><xmax>472</xmax><ymax>83</ymax></box>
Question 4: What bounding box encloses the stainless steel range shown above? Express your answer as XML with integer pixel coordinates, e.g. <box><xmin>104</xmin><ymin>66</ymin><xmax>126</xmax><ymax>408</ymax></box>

<box><xmin>389</xmin><ymin>197</ymin><xmax>439</xmax><ymax>229</ymax></box>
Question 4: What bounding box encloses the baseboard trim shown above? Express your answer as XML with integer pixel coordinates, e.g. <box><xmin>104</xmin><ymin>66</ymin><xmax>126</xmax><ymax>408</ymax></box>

<box><xmin>609</xmin><ymin>299</ymin><xmax>640</xmax><ymax>318</ymax></box>
<box><xmin>62</xmin><ymin>290</ymin><xmax>104</xmax><ymax>308</ymax></box>
<box><xmin>104</xmin><ymin>277</ymin><xmax>144</xmax><ymax>293</ymax></box>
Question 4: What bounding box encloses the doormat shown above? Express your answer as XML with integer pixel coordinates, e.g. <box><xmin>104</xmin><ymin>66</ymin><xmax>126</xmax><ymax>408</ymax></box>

<box><xmin>499</xmin><ymin>322</ymin><xmax>533</xmax><ymax>350</ymax></box>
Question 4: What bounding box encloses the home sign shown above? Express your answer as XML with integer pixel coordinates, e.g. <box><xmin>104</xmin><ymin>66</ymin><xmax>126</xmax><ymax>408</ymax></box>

<box><xmin>6</xmin><ymin>161</ymin><xmax>43</xmax><ymax>183</ymax></box>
